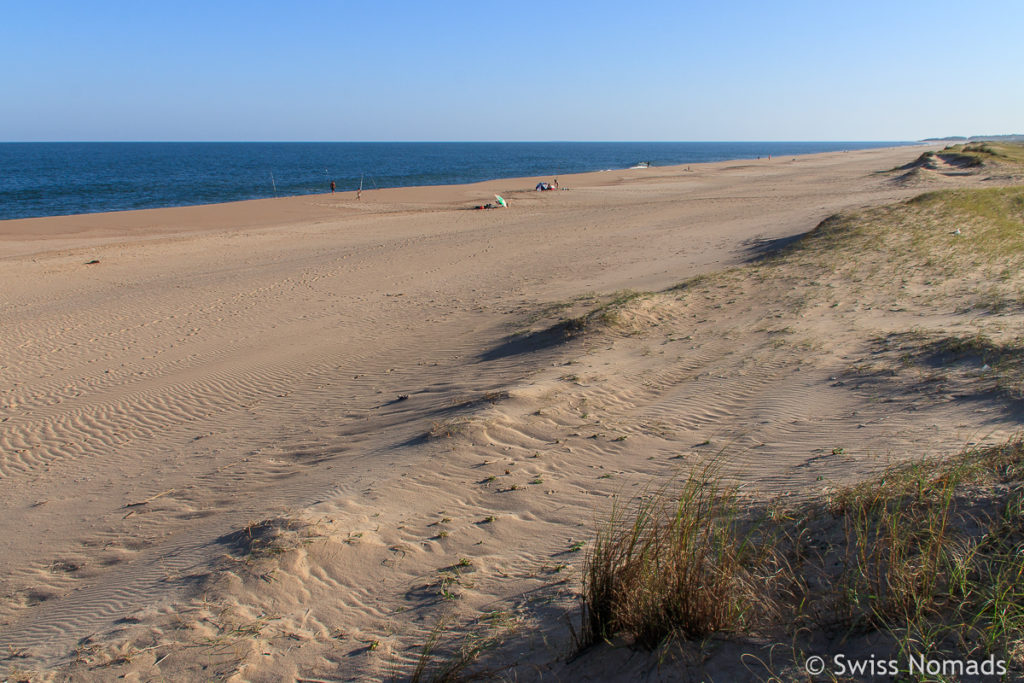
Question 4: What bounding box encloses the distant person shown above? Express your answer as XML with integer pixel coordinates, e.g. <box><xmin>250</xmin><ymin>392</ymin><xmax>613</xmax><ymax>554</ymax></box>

<box><xmin>553</xmin><ymin>178</ymin><xmax>559</xmax><ymax>189</ymax></box>
<box><xmin>330</xmin><ymin>180</ymin><xmax>336</xmax><ymax>193</ymax></box>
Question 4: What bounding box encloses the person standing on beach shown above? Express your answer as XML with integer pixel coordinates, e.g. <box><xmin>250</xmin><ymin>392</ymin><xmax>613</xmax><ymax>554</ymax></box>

<box><xmin>330</xmin><ymin>180</ymin><xmax>336</xmax><ymax>193</ymax></box>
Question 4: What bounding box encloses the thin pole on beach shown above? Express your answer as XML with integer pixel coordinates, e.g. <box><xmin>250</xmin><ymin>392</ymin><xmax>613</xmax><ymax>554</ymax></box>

<box><xmin>270</xmin><ymin>171</ymin><xmax>278</xmax><ymax>198</ymax></box>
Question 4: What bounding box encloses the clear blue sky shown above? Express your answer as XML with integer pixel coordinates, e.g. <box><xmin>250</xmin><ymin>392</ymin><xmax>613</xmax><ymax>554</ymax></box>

<box><xmin>3</xmin><ymin>1</ymin><xmax>1021</xmax><ymax>141</ymax></box>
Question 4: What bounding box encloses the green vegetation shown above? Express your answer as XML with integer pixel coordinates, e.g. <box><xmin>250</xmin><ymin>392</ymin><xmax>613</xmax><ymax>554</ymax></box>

<box><xmin>217</xmin><ymin>517</ymin><xmax>317</xmax><ymax>560</ymax></box>
<box><xmin>908</xmin><ymin>188</ymin><xmax>1024</xmax><ymax>257</ymax></box>
<box><xmin>407</xmin><ymin>612</ymin><xmax>510</xmax><ymax>683</ymax></box>
<box><xmin>899</xmin><ymin>332</ymin><xmax>1024</xmax><ymax>399</ymax></box>
<box><xmin>529</xmin><ymin>185</ymin><xmax>1024</xmax><ymax>353</ymax></box>
<box><xmin>789</xmin><ymin>186</ymin><xmax>1024</xmax><ymax>267</ymax></box>
<box><xmin>769</xmin><ymin>185</ymin><xmax>1024</xmax><ymax>322</ymax></box>
<box><xmin>579</xmin><ymin>467</ymin><xmax>780</xmax><ymax>649</ymax></box>
<box><xmin>578</xmin><ymin>441</ymin><xmax>1024</xmax><ymax>677</ymax></box>
<box><xmin>558</xmin><ymin>289</ymin><xmax>647</xmax><ymax>338</ymax></box>
<box><xmin>823</xmin><ymin>441</ymin><xmax>1024</xmax><ymax>671</ymax></box>
<box><xmin>892</xmin><ymin>142</ymin><xmax>1024</xmax><ymax>174</ymax></box>
<box><xmin>938</xmin><ymin>141</ymin><xmax>1024</xmax><ymax>169</ymax></box>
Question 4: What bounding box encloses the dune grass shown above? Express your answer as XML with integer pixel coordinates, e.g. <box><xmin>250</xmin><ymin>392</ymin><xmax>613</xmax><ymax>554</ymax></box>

<box><xmin>407</xmin><ymin>614</ymin><xmax>502</xmax><ymax>683</ymax></box>
<box><xmin>552</xmin><ymin>185</ymin><xmax>1024</xmax><ymax>343</ymax></box>
<box><xmin>907</xmin><ymin>188</ymin><xmax>1024</xmax><ymax>258</ymax></box>
<box><xmin>577</xmin><ymin>440</ymin><xmax>1024</xmax><ymax>676</ymax></box>
<box><xmin>763</xmin><ymin>185</ymin><xmax>1024</xmax><ymax>323</ymax></box>
<box><xmin>577</xmin><ymin>465</ymin><xmax>783</xmax><ymax>650</ymax></box>
<box><xmin>823</xmin><ymin>440</ymin><xmax>1024</xmax><ymax>669</ymax></box>
<box><xmin>788</xmin><ymin>186</ymin><xmax>1024</xmax><ymax>266</ymax></box>
<box><xmin>901</xmin><ymin>333</ymin><xmax>1024</xmax><ymax>399</ymax></box>
<box><xmin>500</xmin><ymin>183</ymin><xmax>1024</xmax><ymax>367</ymax></box>
<box><xmin>557</xmin><ymin>289</ymin><xmax>648</xmax><ymax>337</ymax></box>
<box><xmin>937</xmin><ymin>141</ymin><xmax>1024</xmax><ymax>169</ymax></box>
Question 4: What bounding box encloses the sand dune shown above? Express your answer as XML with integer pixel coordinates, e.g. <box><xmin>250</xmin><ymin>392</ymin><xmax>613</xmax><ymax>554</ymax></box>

<box><xmin>3</xmin><ymin>145</ymin><xmax>1020</xmax><ymax>680</ymax></box>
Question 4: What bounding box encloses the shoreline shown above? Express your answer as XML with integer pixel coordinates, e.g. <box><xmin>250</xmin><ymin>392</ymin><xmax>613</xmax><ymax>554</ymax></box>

<box><xmin>4</xmin><ymin>142</ymin><xmax>921</xmax><ymax>222</ymax></box>
<box><xmin>0</xmin><ymin>144</ymin><xmax>926</xmax><ymax>260</ymax></box>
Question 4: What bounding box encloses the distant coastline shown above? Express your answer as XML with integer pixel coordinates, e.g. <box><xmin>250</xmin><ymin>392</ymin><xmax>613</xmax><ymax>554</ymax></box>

<box><xmin>921</xmin><ymin>133</ymin><xmax>1024</xmax><ymax>143</ymax></box>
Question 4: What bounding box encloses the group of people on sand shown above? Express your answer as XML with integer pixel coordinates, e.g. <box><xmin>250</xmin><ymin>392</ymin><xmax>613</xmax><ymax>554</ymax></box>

<box><xmin>328</xmin><ymin>177</ymin><xmax>560</xmax><ymax>210</ymax></box>
<box><xmin>472</xmin><ymin>178</ymin><xmax>561</xmax><ymax>210</ymax></box>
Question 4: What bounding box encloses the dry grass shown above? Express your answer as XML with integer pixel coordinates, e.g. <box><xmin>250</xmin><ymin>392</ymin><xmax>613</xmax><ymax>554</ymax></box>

<box><xmin>937</xmin><ymin>141</ymin><xmax>1024</xmax><ymax>170</ymax></box>
<box><xmin>786</xmin><ymin>186</ymin><xmax>1024</xmax><ymax>269</ymax></box>
<box><xmin>576</xmin><ymin>441</ymin><xmax>1024</xmax><ymax>676</ymax></box>
<box><xmin>578</xmin><ymin>463</ymin><xmax>784</xmax><ymax>650</ymax></box>
<box><xmin>216</xmin><ymin>517</ymin><xmax>315</xmax><ymax>559</ymax></box>
<box><xmin>819</xmin><ymin>440</ymin><xmax>1024</xmax><ymax>669</ymax></box>
<box><xmin>557</xmin><ymin>289</ymin><xmax>648</xmax><ymax>338</ymax></box>
<box><xmin>891</xmin><ymin>142</ymin><xmax>1024</xmax><ymax>175</ymax></box>
<box><xmin>903</xmin><ymin>333</ymin><xmax>1024</xmax><ymax>399</ymax></box>
<box><xmin>428</xmin><ymin>417</ymin><xmax>471</xmax><ymax>439</ymax></box>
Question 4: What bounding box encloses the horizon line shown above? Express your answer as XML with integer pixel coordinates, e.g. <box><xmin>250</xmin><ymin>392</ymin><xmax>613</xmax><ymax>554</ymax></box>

<box><xmin>1</xmin><ymin>139</ymin><xmax>923</xmax><ymax>144</ymax></box>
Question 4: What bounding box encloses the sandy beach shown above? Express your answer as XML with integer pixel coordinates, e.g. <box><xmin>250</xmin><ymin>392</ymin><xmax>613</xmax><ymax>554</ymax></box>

<box><xmin>3</xmin><ymin>145</ymin><xmax>1023</xmax><ymax>680</ymax></box>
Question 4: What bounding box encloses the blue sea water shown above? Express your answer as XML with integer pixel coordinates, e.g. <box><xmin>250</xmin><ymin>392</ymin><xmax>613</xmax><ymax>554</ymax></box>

<box><xmin>0</xmin><ymin>142</ymin><xmax>916</xmax><ymax>221</ymax></box>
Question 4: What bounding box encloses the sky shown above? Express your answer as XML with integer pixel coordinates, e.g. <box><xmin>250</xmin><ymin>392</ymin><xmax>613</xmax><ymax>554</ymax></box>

<box><xmin>2</xmin><ymin>1</ymin><xmax>1022</xmax><ymax>142</ymax></box>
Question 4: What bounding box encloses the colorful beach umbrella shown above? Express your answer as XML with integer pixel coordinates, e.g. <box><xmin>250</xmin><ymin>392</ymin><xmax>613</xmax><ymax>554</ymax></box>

<box><xmin>494</xmin><ymin>195</ymin><xmax>507</xmax><ymax>208</ymax></box>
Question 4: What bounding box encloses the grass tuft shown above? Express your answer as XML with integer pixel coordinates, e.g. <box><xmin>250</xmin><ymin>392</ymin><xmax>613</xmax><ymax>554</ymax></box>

<box><xmin>429</xmin><ymin>418</ymin><xmax>470</xmax><ymax>439</ymax></box>
<box><xmin>578</xmin><ymin>463</ymin><xmax>782</xmax><ymax>649</ymax></box>
<box><xmin>577</xmin><ymin>441</ymin><xmax>1024</xmax><ymax>674</ymax></box>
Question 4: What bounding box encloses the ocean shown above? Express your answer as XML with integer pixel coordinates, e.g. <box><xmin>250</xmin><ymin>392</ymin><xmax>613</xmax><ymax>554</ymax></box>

<box><xmin>0</xmin><ymin>142</ymin><xmax>916</xmax><ymax>221</ymax></box>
